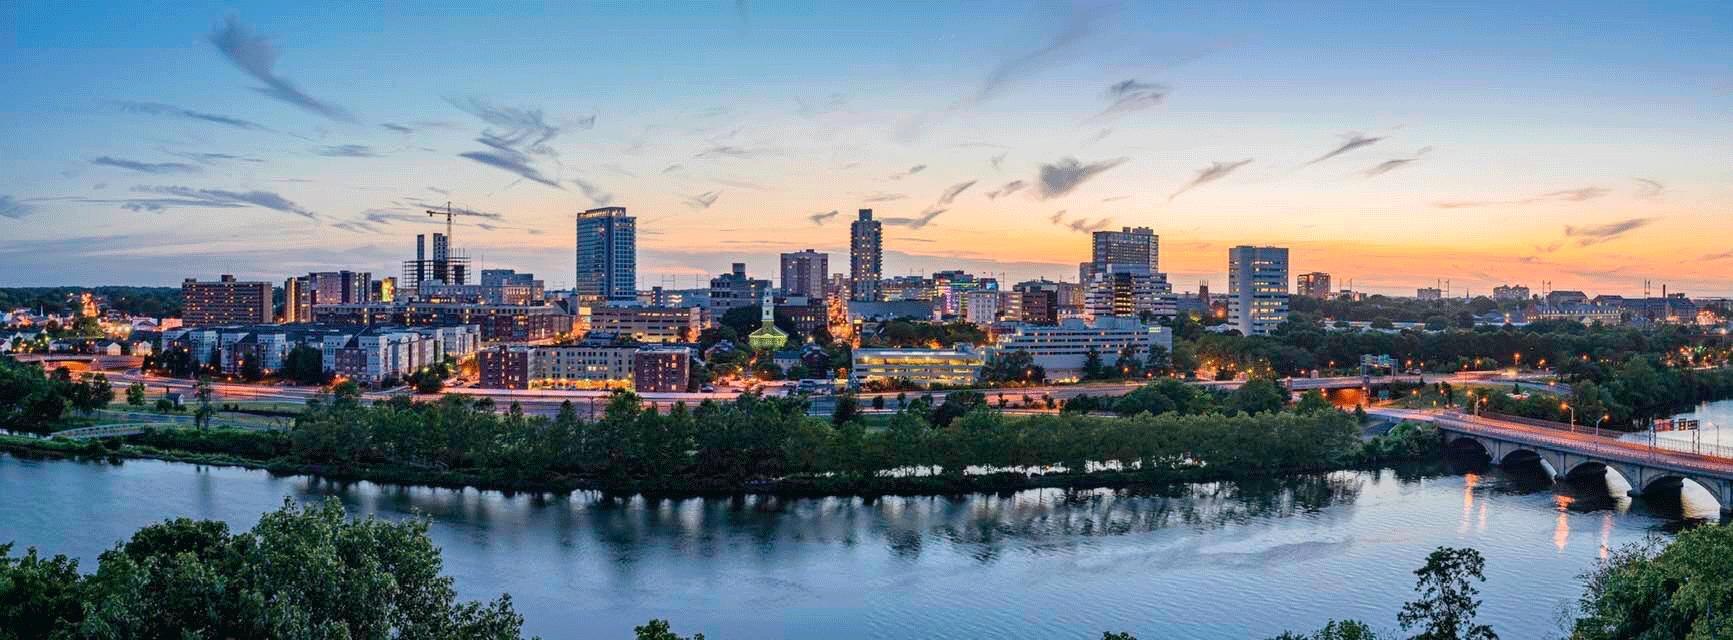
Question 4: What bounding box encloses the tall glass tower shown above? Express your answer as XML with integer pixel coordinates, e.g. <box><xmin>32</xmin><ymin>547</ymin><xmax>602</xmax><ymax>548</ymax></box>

<box><xmin>849</xmin><ymin>209</ymin><xmax>882</xmax><ymax>302</ymax></box>
<box><xmin>575</xmin><ymin>207</ymin><xmax>637</xmax><ymax>303</ymax></box>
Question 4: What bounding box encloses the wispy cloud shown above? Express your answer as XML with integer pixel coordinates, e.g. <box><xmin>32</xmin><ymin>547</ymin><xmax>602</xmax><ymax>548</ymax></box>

<box><xmin>570</xmin><ymin>177</ymin><xmax>613</xmax><ymax>206</ymax></box>
<box><xmin>313</xmin><ymin>144</ymin><xmax>382</xmax><ymax>158</ymax></box>
<box><xmin>1702</xmin><ymin>249</ymin><xmax>1733</xmax><ymax>261</ymax></box>
<box><xmin>1038</xmin><ymin>156</ymin><xmax>1128</xmax><ymax>199</ymax></box>
<box><xmin>125</xmin><ymin>185</ymin><xmax>317</xmax><ymax>219</ymax></box>
<box><xmin>683</xmin><ymin>191</ymin><xmax>722</xmax><ymax>210</ymax></box>
<box><xmin>111</xmin><ymin>101</ymin><xmax>269</xmax><ymax>131</ymax></box>
<box><xmin>969</xmin><ymin>7</ymin><xmax>1097</xmax><ymax>106</ymax></box>
<box><xmin>862</xmin><ymin>192</ymin><xmax>907</xmax><ymax>203</ymax></box>
<box><xmin>1543</xmin><ymin>186</ymin><xmax>1610</xmax><ymax>202</ymax></box>
<box><xmin>1169</xmin><ymin>159</ymin><xmax>1252</xmax><ymax>201</ymax></box>
<box><xmin>459</xmin><ymin>146</ymin><xmax>563</xmax><ymax>189</ymax></box>
<box><xmin>986</xmin><ymin>180</ymin><xmax>1027</xmax><ymax>200</ymax></box>
<box><xmin>380</xmin><ymin>123</ymin><xmax>414</xmax><ymax>134</ymax></box>
<box><xmin>880</xmin><ymin>209</ymin><xmax>946</xmax><ymax>229</ymax></box>
<box><xmin>990</xmin><ymin>153</ymin><xmax>1007</xmax><ymax>172</ymax></box>
<box><xmin>1632</xmin><ymin>178</ymin><xmax>1665</xmax><ymax>199</ymax></box>
<box><xmin>889</xmin><ymin>164</ymin><xmax>927</xmax><ymax>180</ymax></box>
<box><xmin>166</xmin><ymin>150</ymin><xmax>264</xmax><ymax>165</ymax></box>
<box><xmin>1049</xmin><ymin>210</ymin><xmax>1067</xmax><ymax>225</ymax></box>
<box><xmin>1564</xmin><ymin>217</ymin><xmax>1653</xmax><ymax>247</ymax></box>
<box><xmin>207</xmin><ymin>16</ymin><xmax>354</xmax><ymax>122</ymax></box>
<box><xmin>925</xmin><ymin>180</ymin><xmax>976</xmax><ymax>213</ymax></box>
<box><xmin>91</xmin><ymin>156</ymin><xmax>199</xmax><ymax>174</ymax></box>
<box><xmin>694</xmin><ymin>145</ymin><xmax>771</xmax><ymax>160</ymax></box>
<box><xmin>1363</xmin><ymin>146</ymin><xmax>1432</xmax><ymax>177</ymax></box>
<box><xmin>1067</xmin><ymin>216</ymin><xmax>1113</xmax><ymax>233</ymax></box>
<box><xmin>1087</xmin><ymin>79</ymin><xmax>1168</xmax><ymax>122</ymax></box>
<box><xmin>0</xmin><ymin>195</ymin><xmax>36</xmax><ymax>219</ymax></box>
<box><xmin>446</xmin><ymin>96</ymin><xmax>565</xmax><ymax>158</ymax></box>
<box><xmin>809</xmin><ymin>210</ymin><xmax>840</xmax><ymax>225</ymax></box>
<box><xmin>1304</xmin><ymin>133</ymin><xmax>1382</xmax><ymax>166</ymax></box>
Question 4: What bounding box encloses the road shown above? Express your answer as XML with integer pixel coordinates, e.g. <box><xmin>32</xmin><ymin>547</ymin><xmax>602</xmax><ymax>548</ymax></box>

<box><xmin>1379</xmin><ymin>408</ymin><xmax>1733</xmax><ymax>478</ymax></box>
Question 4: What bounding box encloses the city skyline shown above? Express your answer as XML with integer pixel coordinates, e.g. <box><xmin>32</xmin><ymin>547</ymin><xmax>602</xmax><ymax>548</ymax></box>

<box><xmin>2</xmin><ymin>2</ymin><xmax>1731</xmax><ymax>295</ymax></box>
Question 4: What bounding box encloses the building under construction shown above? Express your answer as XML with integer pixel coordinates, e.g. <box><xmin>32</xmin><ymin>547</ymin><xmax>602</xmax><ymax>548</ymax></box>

<box><xmin>403</xmin><ymin>233</ymin><xmax>471</xmax><ymax>290</ymax></box>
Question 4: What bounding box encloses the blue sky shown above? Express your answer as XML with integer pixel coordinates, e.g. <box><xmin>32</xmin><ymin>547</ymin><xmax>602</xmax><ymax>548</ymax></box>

<box><xmin>1</xmin><ymin>1</ymin><xmax>1730</xmax><ymax>295</ymax></box>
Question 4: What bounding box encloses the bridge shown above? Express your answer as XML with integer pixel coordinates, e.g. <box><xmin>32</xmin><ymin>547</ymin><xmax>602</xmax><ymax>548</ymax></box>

<box><xmin>1391</xmin><ymin>409</ymin><xmax>1733</xmax><ymax>513</ymax></box>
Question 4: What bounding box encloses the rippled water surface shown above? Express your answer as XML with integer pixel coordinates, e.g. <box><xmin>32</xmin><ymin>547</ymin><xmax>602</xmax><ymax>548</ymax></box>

<box><xmin>0</xmin><ymin>452</ymin><xmax>1712</xmax><ymax>639</ymax></box>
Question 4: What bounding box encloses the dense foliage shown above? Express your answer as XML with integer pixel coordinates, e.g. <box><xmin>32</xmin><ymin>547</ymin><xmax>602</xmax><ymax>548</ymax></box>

<box><xmin>120</xmin><ymin>379</ymin><xmax>1372</xmax><ymax>492</ymax></box>
<box><xmin>0</xmin><ymin>356</ymin><xmax>113</xmax><ymax>434</ymax></box>
<box><xmin>0</xmin><ymin>499</ymin><xmax>525</xmax><ymax>640</ymax></box>
<box><xmin>1468</xmin><ymin>356</ymin><xmax>1733</xmax><ymax>429</ymax></box>
<box><xmin>1570</xmin><ymin>524</ymin><xmax>1733</xmax><ymax>639</ymax></box>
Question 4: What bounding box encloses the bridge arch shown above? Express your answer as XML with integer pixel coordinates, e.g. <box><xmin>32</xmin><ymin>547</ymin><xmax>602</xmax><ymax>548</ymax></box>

<box><xmin>1641</xmin><ymin>475</ymin><xmax>1725</xmax><ymax>517</ymax></box>
<box><xmin>1499</xmin><ymin>448</ymin><xmax>1562</xmax><ymax>479</ymax></box>
<box><xmin>1564</xmin><ymin>461</ymin><xmax>1635</xmax><ymax>497</ymax></box>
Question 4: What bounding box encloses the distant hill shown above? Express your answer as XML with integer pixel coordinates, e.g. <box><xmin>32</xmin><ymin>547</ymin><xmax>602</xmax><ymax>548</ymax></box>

<box><xmin>0</xmin><ymin>286</ymin><xmax>182</xmax><ymax>318</ymax></box>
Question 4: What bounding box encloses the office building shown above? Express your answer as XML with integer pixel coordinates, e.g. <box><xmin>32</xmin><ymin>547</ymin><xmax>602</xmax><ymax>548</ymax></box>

<box><xmin>582</xmin><ymin>305</ymin><xmax>704</xmax><ymax>343</ymax></box>
<box><xmin>1492</xmin><ymin>284</ymin><xmax>1531</xmax><ymax>302</ymax></box>
<box><xmin>779</xmin><ymin>250</ymin><xmax>829</xmax><ymax>299</ymax></box>
<box><xmin>1545</xmin><ymin>290</ymin><xmax>1589</xmax><ymax>306</ymax></box>
<box><xmin>849</xmin><ymin>209</ymin><xmax>882</xmax><ymax>302</ymax></box>
<box><xmin>995</xmin><ymin>317</ymin><xmax>1173</xmax><ymax>381</ymax></box>
<box><xmin>477</xmin><ymin>346</ymin><xmax>530</xmax><ymax>390</ymax></box>
<box><xmin>479</xmin><ymin>269</ymin><xmax>545</xmax><ymax>305</ymax></box>
<box><xmin>1526</xmin><ymin>304</ymin><xmax>1623</xmax><ymax>325</ymax></box>
<box><xmin>575</xmin><ymin>206</ymin><xmax>637</xmax><ymax>302</ymax></box>
<box><xmin>1296</xmin><ymin>272</ymin><xmax>1332</xmax><ymax>299</ymax></box>
<box><xmin>181</xmin><ymin>275</ymin><xmax>272</xmax><ymax>326</ymax></box>
<box><xmin>850</xmin><ymin>344</ymin><xmax>984</xmax><ymax>388</ymax></box>
<box><xmin>633</xmin><ymin>346</ymin><xmax>693</xmax><ymax>393</ymax></box>
<box><xmin>1227</xmin><ymin>246</ymin><xmax>1290</xmax><ymax>336</ymax></box>
<box><xmin>286</xmin><ymin>271</ymin><xmax>372</xmax><ymax>322</ymax></box>
<box><xmin>1417</xmin><ymin>287</ymin><xmax>1443</xmax><ymax>301</ymax></box>
<box><xmin>1011</xmin><ymin>280</ymin><xmax>1062</xmax><ymax>325</ymax></box>
<box><xmin>312</xmin><ymin>302</ymin><xmax>572</xmax><ymax>342</ymax></box>
<box><xmin>708</xmin><ymin>263</ymin><xmax>772</xmax><ymax>312</ymax></box>
<box><xmin>1085</xmin><ymin>270</ymin><xmax>1176</xmax><ymax>319</ymax></box>
<box><xmin>477</xmin><ymin>343</ymin><xmax>692</xmax><ymax>392</ymax></box>
<box><xmin>163</xmin><ymin>323</ymin><xmax>479</xmax><ymax>383</ymax></box>
<box><xmin>373</xmin><ymin>277</ymin><xmax>397</xmax><ymax>303</ymax></box>
<box><xmin>1091</xmin><ymin>227</ymin><xmax>1160</xmax><ymax>274</ymax></box>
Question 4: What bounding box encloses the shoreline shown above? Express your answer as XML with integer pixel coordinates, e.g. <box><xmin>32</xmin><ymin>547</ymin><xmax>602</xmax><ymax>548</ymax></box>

<box><xmin>0</xmin><ymin>431</ymin><xmax>1438</xmax><ymax>498</ymax></box>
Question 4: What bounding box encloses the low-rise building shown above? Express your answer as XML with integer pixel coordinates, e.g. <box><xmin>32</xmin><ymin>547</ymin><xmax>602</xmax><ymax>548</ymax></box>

<box><xmin>850</xmin><ymin>344</ymin><xmax>985</xmax><ymax>388</ymax></box>
<box><xmin>312</xmin><ymin>302</ymin><xmax>571</xmax><ymax>342</ymax></box>
<box><xmin>1525</xmin><ymin>304</ymin><xmax>1623</xmax><ymax>325</ymax></box>
<box><xmin>633</xmin><ymin>346</ymin><xmax>692</xmax><ymax>393</ymax></box>
<box><xmin>583</xmin><ymin>305</ymin><xmax>704</xmax><ymax>343</ymax></box>
<box><xmin>994</xmin><ymin>316</ymin><xmax>1173</xmax><ymax>382</ymax></box>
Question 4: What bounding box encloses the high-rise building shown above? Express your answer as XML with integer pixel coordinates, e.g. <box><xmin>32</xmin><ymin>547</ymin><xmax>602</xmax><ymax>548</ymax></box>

<box><xmin>849</xmin><ymin>209</ymin><xmax>882</xmax><ymax>302</ymax></box>
<box><xmin>1296</xmin><ymin>272</ymin><xmax>1332</xmax><ymax>299</ymax></box>
<box><xmin>779</xmin><ymin>249</ymin><xmax>829</xmax><ymax>299</ymax></box>
<box><xmin>575</xmin><ymin>207</ymin><xmax>637</xmax><ymax>303</ymax></box>
<box><xmin>1091</xmin><ymin>227</ymin><xmax>1159</xmax><ymax>275</ymax></box>
<box><xmin>403</xmin><ymin>233</ymin><xmax>469</xmax><ymax>290</ymax></box>
<box><xmin>181</xmin><ymin>275</ymin><xmax>272</xmax><ymax>326</ymax></box>
<box><xmin>479</xmin><ymin>269</ymin><xmax>545</xmax><ymax>305</ymax></box>
<box><xmin>373</xmin><ymin>277</ymin><xmax>396</xmax><ymax>303</ymax></box>
<box><xmin>709</xmin><ymin>263</ymin><xmax>772</xmax><ymax>312</ymax></box>
<box><xmin>285</xmin><ymin>271</ymin><xmax>372</xmax><ymax>322</ymax></box>
<box><xmin>1227</xmin><ymin>246</ymin><xmax>1290</xmax><ymax>336</ymax></box>
<box><xmin>1416</xmin><ymin>287</ymin><xmax>1443</xmax><ymax>301</ymax></box>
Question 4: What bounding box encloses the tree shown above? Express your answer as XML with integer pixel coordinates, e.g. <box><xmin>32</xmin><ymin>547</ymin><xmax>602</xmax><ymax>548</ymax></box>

<box><xmin>1267</xmin><ymin>620</ymin><xmax>1381</xmax><ymax>639</ymax></box>
<box><xmin>239</xmin><ymin>354</ymin><xmax>262</xmax><ymax>382</ymax></box>
<box><xmin>832</xmin><ymin>393</ymin><xmax>860</xmax><ymax>425</ymax></box>
<box><xmin>1572</xmin><ymin>526</ymin><xmax>1733</xmax><ymax>639</ymax></box>
<box><xmin>871</xmin><ymin>395</ymin><xmax>886</xmax><ymax>410</ymax></box>
<box><xmin>125</xmin><ymin>381</ymin><xmax>146</xmax><ymax>406</ymax></box>
<box><xmin>0</xmin><ymin>498</ymin><xmax>529</xmax><ymax>639</ymax></box>
<box><xmin>193</xmin><ymin>377</ymin><xmax>215</xmax><ymax>430</ymax></box>
<box><xmin>282</xmin><ymin>344</ymin><xmax>327</xmax><ymax>385</ymax></box>
<box><xmin>1081</xmin><ymin>349</ymin><xmax>1106</xmax><ymax>380</ymax></box>
<box><xmin>1397</xmin><ymin>547</ymin><xmax>1497</xmax><ymax>640</ymax></box>
<box><xmin>1371</xmin><ymin>317</ymin><xmax>1395</xmax><ymax>330</ymax></box>
<box><xmin>636</xmin><ymin>619</ymin><xmax>706</xmax><ymax>640</ymax></box>
<box><xmin>1294</xmin><ymin>389</ymin><xmax>1333</xmax><ymax>414</ymax></box>
<box><xmin>1143</xmin><ymin>344</ymin><xmax>1173</xmax><ymax>376</ymax></box>
<box><xmin>417</xmin><ymin>373</ymin><xmax>445</xmax><ymax>394</ymax></box>
<box><xmin>1229</xmin><ymin>377</ymin><xmax>1287</xmax><ymax>415</ymax></box>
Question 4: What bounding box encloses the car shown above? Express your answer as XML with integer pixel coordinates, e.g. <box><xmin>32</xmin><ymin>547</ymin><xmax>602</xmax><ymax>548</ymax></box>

<box><xmin>700</xmin><ymin>384</ymin><xmax>716</xmax><ymax>393</ymax></box>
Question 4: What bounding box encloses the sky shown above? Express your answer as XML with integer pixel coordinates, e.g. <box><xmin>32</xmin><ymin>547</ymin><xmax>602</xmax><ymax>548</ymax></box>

<box><xmin>1</xmin><ymin>1</ymin><xmax>1730</xmax><ymax>296</ymax></box>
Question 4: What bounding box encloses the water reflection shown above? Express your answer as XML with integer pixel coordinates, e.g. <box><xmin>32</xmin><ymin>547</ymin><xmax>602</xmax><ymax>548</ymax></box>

<box><xmin>0</xmin><ymin>453</ymin><xmax>1724</xmax><ymax>640</ymax></box>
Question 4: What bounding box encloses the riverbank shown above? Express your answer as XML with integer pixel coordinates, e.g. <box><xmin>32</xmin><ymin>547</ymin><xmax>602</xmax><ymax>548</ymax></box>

<box><xmin>0</xmin><ymin>420</ymin><xmax>1442</xmax><ymax>498</ymax></box>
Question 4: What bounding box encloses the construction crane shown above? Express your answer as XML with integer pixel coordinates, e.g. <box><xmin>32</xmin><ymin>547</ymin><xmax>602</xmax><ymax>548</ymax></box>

<box><xmin>425</xmin><ymin>201</ymin><xmax>491</xmax><ymax>244</ymax></box>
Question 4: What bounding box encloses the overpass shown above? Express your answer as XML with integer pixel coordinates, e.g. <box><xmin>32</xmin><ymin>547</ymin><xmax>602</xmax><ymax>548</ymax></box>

<box><xmin>1388</xmin><ymin>409</ymin><xmax>1733</xmax><ymax>513</ymax></box>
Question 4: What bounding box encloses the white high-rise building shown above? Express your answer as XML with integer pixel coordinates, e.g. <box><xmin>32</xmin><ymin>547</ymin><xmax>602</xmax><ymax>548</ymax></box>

<box><xmin>1228</xmin><ymin>246</ymin><xmax>1290</xmax><ymax>336</ymax></box>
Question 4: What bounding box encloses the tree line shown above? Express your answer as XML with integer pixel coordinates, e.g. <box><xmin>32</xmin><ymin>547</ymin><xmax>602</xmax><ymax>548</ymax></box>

<box><xmin>0</xmin><ymin>356</ymin><xmax>114</xmax><ymax>434</ymax></box>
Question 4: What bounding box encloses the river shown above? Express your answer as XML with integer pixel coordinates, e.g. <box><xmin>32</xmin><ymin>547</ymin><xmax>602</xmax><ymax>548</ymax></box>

<box><xmin>0</xmin><ymin>445</ymin><xmax>1717</xmax><ymax>640</ymax></box>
